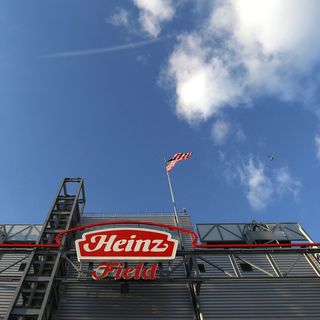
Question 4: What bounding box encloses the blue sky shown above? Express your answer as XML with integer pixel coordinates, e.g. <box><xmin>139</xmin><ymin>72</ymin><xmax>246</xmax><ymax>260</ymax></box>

<box><xmin>1</xmin><ymin>0</ymin><xmax>320</xmax><ymax>240</ymax></box>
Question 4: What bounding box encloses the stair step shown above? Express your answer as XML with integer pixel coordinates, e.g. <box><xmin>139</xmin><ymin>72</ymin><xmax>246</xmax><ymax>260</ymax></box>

<box><xmin>25</xmin><ymin>275</ymin><xmax>51</xmax><ymax>281</ymax></box>
<box><xmin>11</xmin><ymin>307</ymin><xmax>40</xmax><ymax>315</ymax></box>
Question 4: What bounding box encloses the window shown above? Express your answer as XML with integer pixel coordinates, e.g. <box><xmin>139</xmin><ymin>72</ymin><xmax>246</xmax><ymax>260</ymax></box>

<box><xmin>198</xmin><ymin>263</ymin><xmax>206</xmax><ymax>273</ymax></box>
<box><xmin>240</xmin><ymin>263</ymin><xmax>253</xmax><ymax>272</ymax></box>
<box><xmin>19</xmin><ymin>263</ymin><xmax>26</xmax><ymax>271</ymax></box>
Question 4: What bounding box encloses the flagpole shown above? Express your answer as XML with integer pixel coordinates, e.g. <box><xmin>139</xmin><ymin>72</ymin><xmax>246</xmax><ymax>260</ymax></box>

<box><xmin>164</xmin><ymin>158</ymin><xmax>184</xmax><ymax>249</ymax></box>
<box><xmin>166</xmin><ymin>165</ymin><xmax>179</xmax><ymax>224</ymax></box>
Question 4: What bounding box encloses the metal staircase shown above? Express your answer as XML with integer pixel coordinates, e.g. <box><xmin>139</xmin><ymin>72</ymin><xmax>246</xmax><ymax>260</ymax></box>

<box><xmin>6</xmin><ymin>178</ymin><xmax>85</xmax><ymax>320</ymax></box>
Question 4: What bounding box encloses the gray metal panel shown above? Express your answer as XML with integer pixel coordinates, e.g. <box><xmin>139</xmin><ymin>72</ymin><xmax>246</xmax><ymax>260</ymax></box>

<box><xmin>56</xmin><ymin>282</ymin><xmax>195</xmax><ymax>320</ymax></box>
<box><xmin>197</xmin><ymin>223</ymin><xmax>308</xmax><ymax>243</ymax></box>
<box><xmin>235</xmin><ymin>254</ymin><xmax>277</xmax><ymax>277</ymax></box>
<box><xmin>0</xmin><ymin>222</ymin><xmax>40</xmax><ymax>316</ymax></box>
<box><xmin>268</xmin><ymin>223</ymin><xmax>307</xmax><ymax>241</ymax></box>
<box><xmin>0</xmin><ymin>282</ymin><xmax>18</xmax><ymax>319</ymax></box>
<box><xmin>271</xmin><ymin>253</ymin><xmax>317</xmax><ymax>276</ymax></box>
<box><xmin>0</xmin><ymin>253</ymin><xmax>30</xmax><ymax>318</ymax></box>
<box><xmin>196</xmin><ymin>255</ymin><xmax>236</xmax><ymax>278</ymax></box>
<box><xmin>199</xmin><ymin>278</ymin><xmax>320</xmax><ymax>319</ymax></box>
<box><xmin>197</xmin><ymin>224</ymin><xmax>246</xmax><ymax>243</ymax></box>
<box><xmin>0</xmin><ymin>253</ymin><xmax>29</xmax><ymax>276</ymax></box>
<box><xmin>179</xmin><ymin>215</ymin><xmax>195</xmax><ymax>249</ymax></box>
<box><xmin>196</xmin><ymin>253</ymin><xmax>319</xmax><ymax>279</ymax></box>
<box><xmin>0</xmin><ymin>224</ymin><xmax>42</xmax><ymax>242</ymax></box>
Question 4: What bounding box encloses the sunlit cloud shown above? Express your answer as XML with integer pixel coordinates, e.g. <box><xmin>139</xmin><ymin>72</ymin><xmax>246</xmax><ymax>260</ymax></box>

<box><xmin>133</xmin><ymin>0</ymin><xmax>175</xmax><ymax>38</ymax></box>
<box><xmin>164</xmin><ymin>0</ymin><xmax>320</xmax><ymax>123</ymax></box>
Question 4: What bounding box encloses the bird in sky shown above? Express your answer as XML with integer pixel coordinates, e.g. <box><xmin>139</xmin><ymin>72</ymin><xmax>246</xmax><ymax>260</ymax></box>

<box><xmin>267</xmin><ymin>154</ymin><xmax>275</xmax><ymax>161</ymax></box>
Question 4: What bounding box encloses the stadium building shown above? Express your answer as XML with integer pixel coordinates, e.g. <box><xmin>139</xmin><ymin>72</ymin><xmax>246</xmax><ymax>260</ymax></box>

<box><xmin>1</xmin><ymin>178</ymin><xmax>320</xmax><ymax>319</ymax></box>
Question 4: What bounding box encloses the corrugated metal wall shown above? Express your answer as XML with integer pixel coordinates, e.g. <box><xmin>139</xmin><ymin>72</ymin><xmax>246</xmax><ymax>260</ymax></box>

<box><xmin>55</xmin><ymin>214</ymin><xmax>197</xmax><ymax>320</ymax></box>
<box><xmin>0</xmin><ymin>253</ymin><xmax>29</xmax><ymax>319</ymax></box>
<box><xmin>272</xmin><ymin>253</ymin><xmax>317</xmax><ymax>276</ymax></box>
<box><xmin>56</xmin><ymin>282</ymin><xmax>195</xmax><ymax>320</ymax></box>
<box><xmin>0</xmin><ymin>253</ymin><xmax>29</xmax><ymax>277</ymax></box>
<box><xmin>197</xmin><ymin>250</ymin><xmax>320</xmax><ymax>318</ymax></box>
<box><xmin>199</xmin><ymin>278</ymin><xmax>320</xmax><ymax>319</ymax></box>
<box><xmin>0</xmin><ymin>282</ymin><xmax>18</xmax><ymax>319</ymax></box>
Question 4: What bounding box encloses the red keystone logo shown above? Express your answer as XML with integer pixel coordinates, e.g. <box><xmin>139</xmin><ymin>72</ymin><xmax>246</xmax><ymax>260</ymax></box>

<box><xmin>75</xmin><ymin>228</ymin><xmax>179</xmax><ymax>262</ymax></box>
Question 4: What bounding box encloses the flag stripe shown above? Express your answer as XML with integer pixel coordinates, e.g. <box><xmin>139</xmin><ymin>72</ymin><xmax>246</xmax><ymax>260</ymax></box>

<box><xmin>166</xmin><ymin>152</ymin><xmax>192</xmax><ymax>172</ymax></box>
<box><xmin>172</xmin><ymin>153</ymin><xmax>181</xmax><ymax>161</ymax></box>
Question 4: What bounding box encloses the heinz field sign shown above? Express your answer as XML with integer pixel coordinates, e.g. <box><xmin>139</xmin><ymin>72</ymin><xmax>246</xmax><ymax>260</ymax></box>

<box><xmin>75</xmin><ymin>228</ymin><xmax>178</xmax><ymax>261</ymax></box>
<box><xmin>75</xmin><ymin>228</ymin><xmax>179</xmax><ymax>280</ymax></box>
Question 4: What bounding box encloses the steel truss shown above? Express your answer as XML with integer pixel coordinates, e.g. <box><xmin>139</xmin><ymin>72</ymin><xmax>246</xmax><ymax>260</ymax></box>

<box><xmin>5</xmin><ymin>178</ymin><xmax>85</xmax><ymax>320</ymax></box>
<box><xmin>0</xmin><ymin>225</ymin><xmax>42</xmax><ymax>244</ymax></box>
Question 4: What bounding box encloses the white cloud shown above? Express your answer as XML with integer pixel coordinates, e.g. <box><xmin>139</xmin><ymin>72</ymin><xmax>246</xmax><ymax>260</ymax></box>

<box><xmin>164</xmin><ymin>0</ymin><xmax>320</xmax><ymax>123</ymax></box>
<box><xmin>133</xmin><ymin>0</ymin><xmax>175</xmax><ymax>38</ymax></box>
<box><xmin>238</xmin><ymin>157</ymin><xmax>301</xmax><ymax>210</ymax></box>
<box><xmin>238</xmin><ymin>158</ymin><xmax>273</xmax><ymax>210</ymax></box>
<box><xmin>275</xmin><ymin>167</ymin><xmax>301</xmax><ymax>200</ymax></box>
<box><xmin>105</xmin><ymin>8</ymin><xmax>130</xmax><ymax>27</ymax></box>
<box><xmin>166</xmin><ymin>34</ymin><xmax>242</xmax><ymax>122</ymax></box>
<box><xmin>211</xmin><ymin>0</ymin><xmax>320</xmax><ymax>69</ymax></box>
<box><xmin>218</xmin><ymin>150</ymin><xmax>225</xmax><ymax>162</ymax></box>
<box><xmin>235</xmin><ymin>127</ymin><xmax>246</xmax><ymax>143</ymax></box>
<box><xmin>211</xmin><ymin>119</ymin><xmax>230</xmax><ymax>145</ymax></box>
<box><xmin>315</xmin><ymin>134</ymin><xmax>320</xmax><ymax>160</ymax></box>
<box><xmin>211</xmin><ymin>120</ymin><xmax>246</xmax><ymax>145</ymax></box>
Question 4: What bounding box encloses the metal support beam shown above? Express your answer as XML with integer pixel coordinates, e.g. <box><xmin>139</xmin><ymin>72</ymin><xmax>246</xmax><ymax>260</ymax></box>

<box><xmin>6</xmin><ymin>178</ymin><xmax>85</xmax><ymax>320</ymax></box>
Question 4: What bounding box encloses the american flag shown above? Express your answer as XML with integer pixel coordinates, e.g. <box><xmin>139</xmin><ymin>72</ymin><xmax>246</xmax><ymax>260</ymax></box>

<box><xmin>166</xmin><ymin>152</ymin><xmax>192</xmax><ymax>172</ymax></box>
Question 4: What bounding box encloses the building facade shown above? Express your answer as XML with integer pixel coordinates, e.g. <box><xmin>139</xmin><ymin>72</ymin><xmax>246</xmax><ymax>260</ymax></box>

<box><xmin>1</xmin><ymin>178</ymin><xmax>320</xmax><ymax>319</ymax></box>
